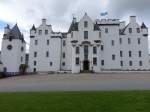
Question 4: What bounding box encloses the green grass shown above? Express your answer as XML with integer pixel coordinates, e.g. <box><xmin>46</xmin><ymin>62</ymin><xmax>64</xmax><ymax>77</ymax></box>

<box><xmin>0</xmin><ymin>91</ymin><xmax>150</xmax><ymax>112</ymax></box>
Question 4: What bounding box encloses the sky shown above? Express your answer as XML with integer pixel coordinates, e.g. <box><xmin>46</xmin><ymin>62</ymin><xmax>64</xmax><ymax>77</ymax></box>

<box><xmin>0</xmin><ymin>0</ymin><xmax>150</xmax><ymax>51</ymax></box>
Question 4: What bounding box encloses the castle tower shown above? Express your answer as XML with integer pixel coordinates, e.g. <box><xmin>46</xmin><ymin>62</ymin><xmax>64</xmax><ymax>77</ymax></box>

<box><xmin>1</xmin><ymin>24</ymin><xmax>26</xmax><ymax>76</ymax></box>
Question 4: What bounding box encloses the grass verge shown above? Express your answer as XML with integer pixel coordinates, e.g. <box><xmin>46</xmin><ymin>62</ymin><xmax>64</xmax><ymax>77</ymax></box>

<box><xmin>0</xmin><ymin>91</ymin><xmax>150</xmax><ymax>112</ymax></box>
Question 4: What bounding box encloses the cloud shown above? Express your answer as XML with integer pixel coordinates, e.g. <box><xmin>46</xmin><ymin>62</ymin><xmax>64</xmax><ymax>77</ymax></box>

<box><xmin>108</xmin><ymin>0</ymin><xmax>150</xmax><ymax>22</ymax></box>
<box><xmin>0</xmin><ymin>0</ymin><xmax>150</xmax><ymax>52</ymax></box>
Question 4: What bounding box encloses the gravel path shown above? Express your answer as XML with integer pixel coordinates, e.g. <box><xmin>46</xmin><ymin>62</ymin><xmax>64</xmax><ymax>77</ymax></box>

<box><xmin>0</xmin><ymin>73</ymin><xmax>150</xmax><ymax>92</ymax></box>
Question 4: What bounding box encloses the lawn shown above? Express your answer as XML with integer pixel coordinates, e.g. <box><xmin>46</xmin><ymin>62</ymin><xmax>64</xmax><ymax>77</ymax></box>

<box><xmin>0</xmin><ymin>91</ymin><xmax>150</xmax><ymax>112</ymax></box>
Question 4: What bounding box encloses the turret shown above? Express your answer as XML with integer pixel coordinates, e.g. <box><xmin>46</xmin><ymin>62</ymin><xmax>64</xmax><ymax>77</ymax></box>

<box><xmin>30</xmin><ymin>24</ymin><xmax>36</xmax><ymax>38</ymax></box>
<box><xmin>141</xmin><ymin>22</ymin><xmax>148</xmax><ymax>37</ymax></box>
<box><xmin>4</xmin><ymin>24</ymin><xmax>10</xmax><ymax>35</ymax></box>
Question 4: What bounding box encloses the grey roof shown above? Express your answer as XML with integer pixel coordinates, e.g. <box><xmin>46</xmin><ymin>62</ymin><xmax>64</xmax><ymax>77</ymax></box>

<box><xmin>120</xmin><ymin>23</ymin><xmax>130</xmax><ymax>35</ymax></box>
<box><xmin>141</xmin><ymin>22</ymin><xmax>147</xmax><ymax>29</ymax></box>
<box><xmin>62</xmin><ymin>33</ymin><xmax>67</xmax><ymax>38</ymax></box>
<box><xmin>94</xmin><ymin>22</ymin><xmax>100</xmax><ymax>31</ymax></box>
<box><xmin>31</xmin><ymin>24</ymin><xmax>36</xmax><ymax>31</ymax></box>
<box><xmin>68</xmin><ymin>20</ymin><xmax>79</xmax><ymax>33</ymax></box>
<box><xmin>3</xmin><ymin>24</ymin><xmax>25</xmax><ymax>43</ymax></box>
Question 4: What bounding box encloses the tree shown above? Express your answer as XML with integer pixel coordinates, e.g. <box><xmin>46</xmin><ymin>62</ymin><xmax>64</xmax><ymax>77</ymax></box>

<box><xmin>19</xmin><ymin>64</ymin><xmax>28</xmax><ymax>75</ymax></box>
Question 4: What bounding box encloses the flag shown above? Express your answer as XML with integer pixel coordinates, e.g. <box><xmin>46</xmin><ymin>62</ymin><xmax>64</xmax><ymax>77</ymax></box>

<box><xmin>100</xmin><ymin>12</ymin><xmax>108</xmax><ymax>16</ymax></box>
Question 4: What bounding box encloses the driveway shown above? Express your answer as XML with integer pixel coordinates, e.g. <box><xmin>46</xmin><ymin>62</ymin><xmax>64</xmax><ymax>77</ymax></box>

<box><xmin>0</xmin><ymin>73</ymin><xmax>150</xmax><ymax>92</ymax></box>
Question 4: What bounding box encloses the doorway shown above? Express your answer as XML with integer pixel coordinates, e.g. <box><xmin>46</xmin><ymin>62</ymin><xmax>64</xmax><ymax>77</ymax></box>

<box><xmin>83</xmin><ymin>60</ymin><xmax>89</xmax><ymax>71</ymax></box>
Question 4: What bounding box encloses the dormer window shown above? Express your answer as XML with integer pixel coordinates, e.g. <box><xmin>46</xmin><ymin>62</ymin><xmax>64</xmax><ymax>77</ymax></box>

<box><xmin>84</xmin><ymin>21</ymin><xmax>88</xmax><ymax>28</ymax></box>
<box><xmin>137</xmin><ymin>28</ymin><xmax>140</xmax><ymax>33</ymax></box>
<box><xmin>45</xmin><ymin>30</ymin><xmax>48</xmax><ymax>35</ymax></box>
<box><xmin>38</xmin><ymin>30</ymin><xmax>42</xmax><ymax>35</ymax></box>
<box><xmin>129</xmin><ymin>28</ymin><xmax>132</xmax><ymax>33</ymax></box>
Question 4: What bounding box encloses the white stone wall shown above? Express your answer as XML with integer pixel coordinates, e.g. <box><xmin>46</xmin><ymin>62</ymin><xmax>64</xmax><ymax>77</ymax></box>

<box><xmin>119</xmin><ymin>16</ymin><xmax>149</xmax><ymax>70</ymax></box>
<box><xmin>68</xmin><ymin>14</ymin><xmax>101</xmax><ymax>73</ymax></box>
<box><xmin>1</xmin><ymin>39</ymin><xmax>26</xmax><ymax>74</ymax></box>
<box><xmin>28</xmin><ymin>15</ymin><xmax>150</xmax><ymax>74</ymax></box>
<box><xmin>29</xmin><ymin>19</ymin><xmax>62</xmax><ymax>72</ymax></box>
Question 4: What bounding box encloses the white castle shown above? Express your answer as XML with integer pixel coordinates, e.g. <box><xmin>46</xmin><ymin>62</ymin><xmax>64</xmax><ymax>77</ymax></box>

<box><xmin>1</xmin><ymin>13</ymin><xmax>150</xmax><ymax>75</ymax></box>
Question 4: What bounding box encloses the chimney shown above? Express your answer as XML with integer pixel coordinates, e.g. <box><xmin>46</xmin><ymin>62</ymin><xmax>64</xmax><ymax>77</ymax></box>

<box><xmin>42</xmin><ymin>18</ymin><xmax>46</xmax><ymax>25</ymax></box>
<box><xmin>130</xmin><ymin>16</ymin><xmax>136</xmax><ymax>23</ymax></box>
<box><xmin>73</xmin><ymin>17</ymin><xmax>76</xmax><ymax>24</ymax></box>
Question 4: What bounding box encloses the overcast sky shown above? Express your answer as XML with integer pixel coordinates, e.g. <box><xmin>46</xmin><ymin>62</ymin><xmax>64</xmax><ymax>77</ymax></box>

<box><xmin>0</xmin><ymin>0</ymin><xmax>150</xmax><ymax>51</ymax></box>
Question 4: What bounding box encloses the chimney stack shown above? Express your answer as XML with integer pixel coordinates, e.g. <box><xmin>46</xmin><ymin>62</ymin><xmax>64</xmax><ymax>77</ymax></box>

<box><xmin>42</xmin><ymin>18</ymin><xmax>46</xmax><ymax>25</ymax></box>
<box><xmin>130</xmin><ymin>16</ymin><xmax>136</xmax><ymax>23</ymax></box>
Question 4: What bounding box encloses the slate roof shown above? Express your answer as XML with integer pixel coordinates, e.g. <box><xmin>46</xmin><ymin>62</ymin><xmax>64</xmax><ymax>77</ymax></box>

<box><xmin>3</xmin><ymin>24</ymin><xmax>25</xmax><ymax>43</ymax></box>
<box><xmin>119</xmin><ymin>23</ymin><xmax>130</xmax><ymax>35</ymax></box>
<box><xmin>141</xmin><ymin>22</ymin><xmax>147</xmax><ymax>29</ymax></box>
<box><xmin>68</xmin><ymin>20</ymin><xmax>79</xmax><ymax>33</ymax></box>
<box><xmin>31</xmin><ymin>24</ymin><xmax>36</xmax><ymax>31</ymax></box>
<box><xmin>94</xmin><ymin>22</ymin><xmax>100</xmax><ymax>31</ymax></box>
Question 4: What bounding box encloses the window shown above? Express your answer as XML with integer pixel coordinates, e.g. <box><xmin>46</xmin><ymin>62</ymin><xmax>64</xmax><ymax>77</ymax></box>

<box><xmin>35</xmin><ymin>40</ymin><xmax>38</xmax><ymax>45</ymax></box>
<box><xmin>45</xmin><ymin>30</ymin><xmax>48</xmax><ymax>35</ymax></box>
<box><xmin>139</xmin><ymin>61</ymin><xmax>142</xmax><ymax>66</ymax></box>
<box><xmin>105</xmin><ymin>28</ymin><xmax>108</xmax><ymax>33</ymax></box>
<box><xmin>129</xmin><ymin>51</ymin><xmax>132</xmax><ymax>57</ymax></box>
<box><xmin>129</xmin><ymin>61</ymin><xmax>132</xmax><ymax>66</ymax></box>
<box><xmin>63</xmin><ymin>40</ymin><xmax>66</xmax><ymax>46</ymax></box>
<box><xmin>84</xmin><ymin>21</ymin><xmax>88</xmax><ymax>27</ymax></box>
<box><xmin>34</xmin><ymin>61</ymin><xmax>36</xmax><ymax>66</ymax></box>
<box><xmin>111</xmin><ymin>40</ymin><xmax>115</xmax><ymax>46</ymax></box>
<box><xmin>101</xmin><ymin>45</ymin><xmax>104</xmax><ymax>51</ymax></box>
<box><xmin>120</xmin><ymin>51</ymin><xmax>123</xmax><ymax>57</ymax></box>
<box><xmin>101</xmin><ymin>60</ymin><xmax>104</xmax><ymax>66</ymax></box>
<box><xmin>76</xmin><ymin>57</ymin><xmax>80</xmax><ymax>65</ymax></box>
<box><xmin>47</xmin><ymin>40</ymin><xmax>49</xmax><ymax>45</ymax></box>
<box><xmin>50</xmin><ymin>62</ymin><xmax>53</xmax><ymax>66</ymax></box>
<box><xmin>120</xmin><ymin>61</ymin><xmax>123</xmax><ymax>66</ymax></box>
<box><xmin>138</xmin><ymin>38</ymin><xmax>141</xmax><ymax>44</ymax></box>
<box><xmin>129</xmin><ymin>28</ymin><xmax>132</xmax><ymax>33</ymax></box>
<box><xmin>62</xmin><ymin>62</ymin><xmax>65</xmax><ymax>66</ymax></box>
<box><xmin>84</xmin><ymin>31</ymin><xmax>88</xmax><ymax>39</ymax></box>
<box><xmin>99</xmin><ymin>32</ymin><xmax>101</xmax><ymax>38</ymax></box>
<box><xmin>71</xmin><ymin>32</ymin><xmax>73</xmax><ymax>38</ymax></box>
<box><xmin>137</xmin><ymin>28</ymin><xmax>140</xmax><ymax>33</ymax></box>
<box><xmin>84</xmin><ymin>45</ymin><xmax>88</xmax><ymax>60</ymax></box>
<box><xmin>139</xmin><ymin>51</ymin><xmax>142</xmax><ymax>57</ymax></box>
<box><xmin>21</xmin><ymin>57</ymin><xmax>23</xmax><ymax>62</ymax></box>
<box><xmin>38</xmin><ymin>30</ymin><xmax>42</xmax><ymax>35</ymax></box>
<box><xmin>84</xmin><ymin>45</ymin><xmax>88</xmax><ymax>55</ymax></box>
<box><xmin>119</xmin><ymin>38</ymin><xmax>122</xmax><ymax>44</ymax></box>
<box><xmin>46</xmin><ymin>51</ymin><xmax>49</xmax><ymax>57</ymax></box>
<box><xmin>34</xmin><ymin>52</ymin><xmax>37</xmax><ymax>57</ymax></box>
<box><xmin>93</xmin><ymin>57</ymin><xmax>97</xmax><ymax>66</ymax></box>
<box><xmin>112</xmin><ymin>55</ymin><xmax>115</xmax><ymax>60</ymax></box>
<box><xmin>93</xmin><ymin>46</ymin><xmax>97</xmax><ymax>54</ymax></box>
<box><xmin>76</xmin><ymin>47</ymin><xmax>80</xmax><ymax>54</ymax></box>
<box><xmin>21</xmin><ymin>47</ymin><xmax>24</xmax><ymax>52</ymax></box>
<box><xmin>63</xmin><ymin>53</ymin><xmax>65</xmax><ymax>58</ymax></box>
<box><xmin>128</xmin><ymin>38</ymin><xmax>131</xmax><ymax>44</ymax></box>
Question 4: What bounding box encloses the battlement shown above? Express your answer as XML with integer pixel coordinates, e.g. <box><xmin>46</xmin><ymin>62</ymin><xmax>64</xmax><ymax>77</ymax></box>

<box><xmin>95</xmin><ymin>19</ymin><xmax>120</xmax><ymax>25</ymax></box>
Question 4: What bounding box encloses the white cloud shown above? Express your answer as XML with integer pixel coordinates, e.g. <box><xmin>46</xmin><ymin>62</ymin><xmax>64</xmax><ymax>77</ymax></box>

<box><xmin>0</xmin><ymin>0</ymin><xmax>149</xmax><ymax>52</ymax></box>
